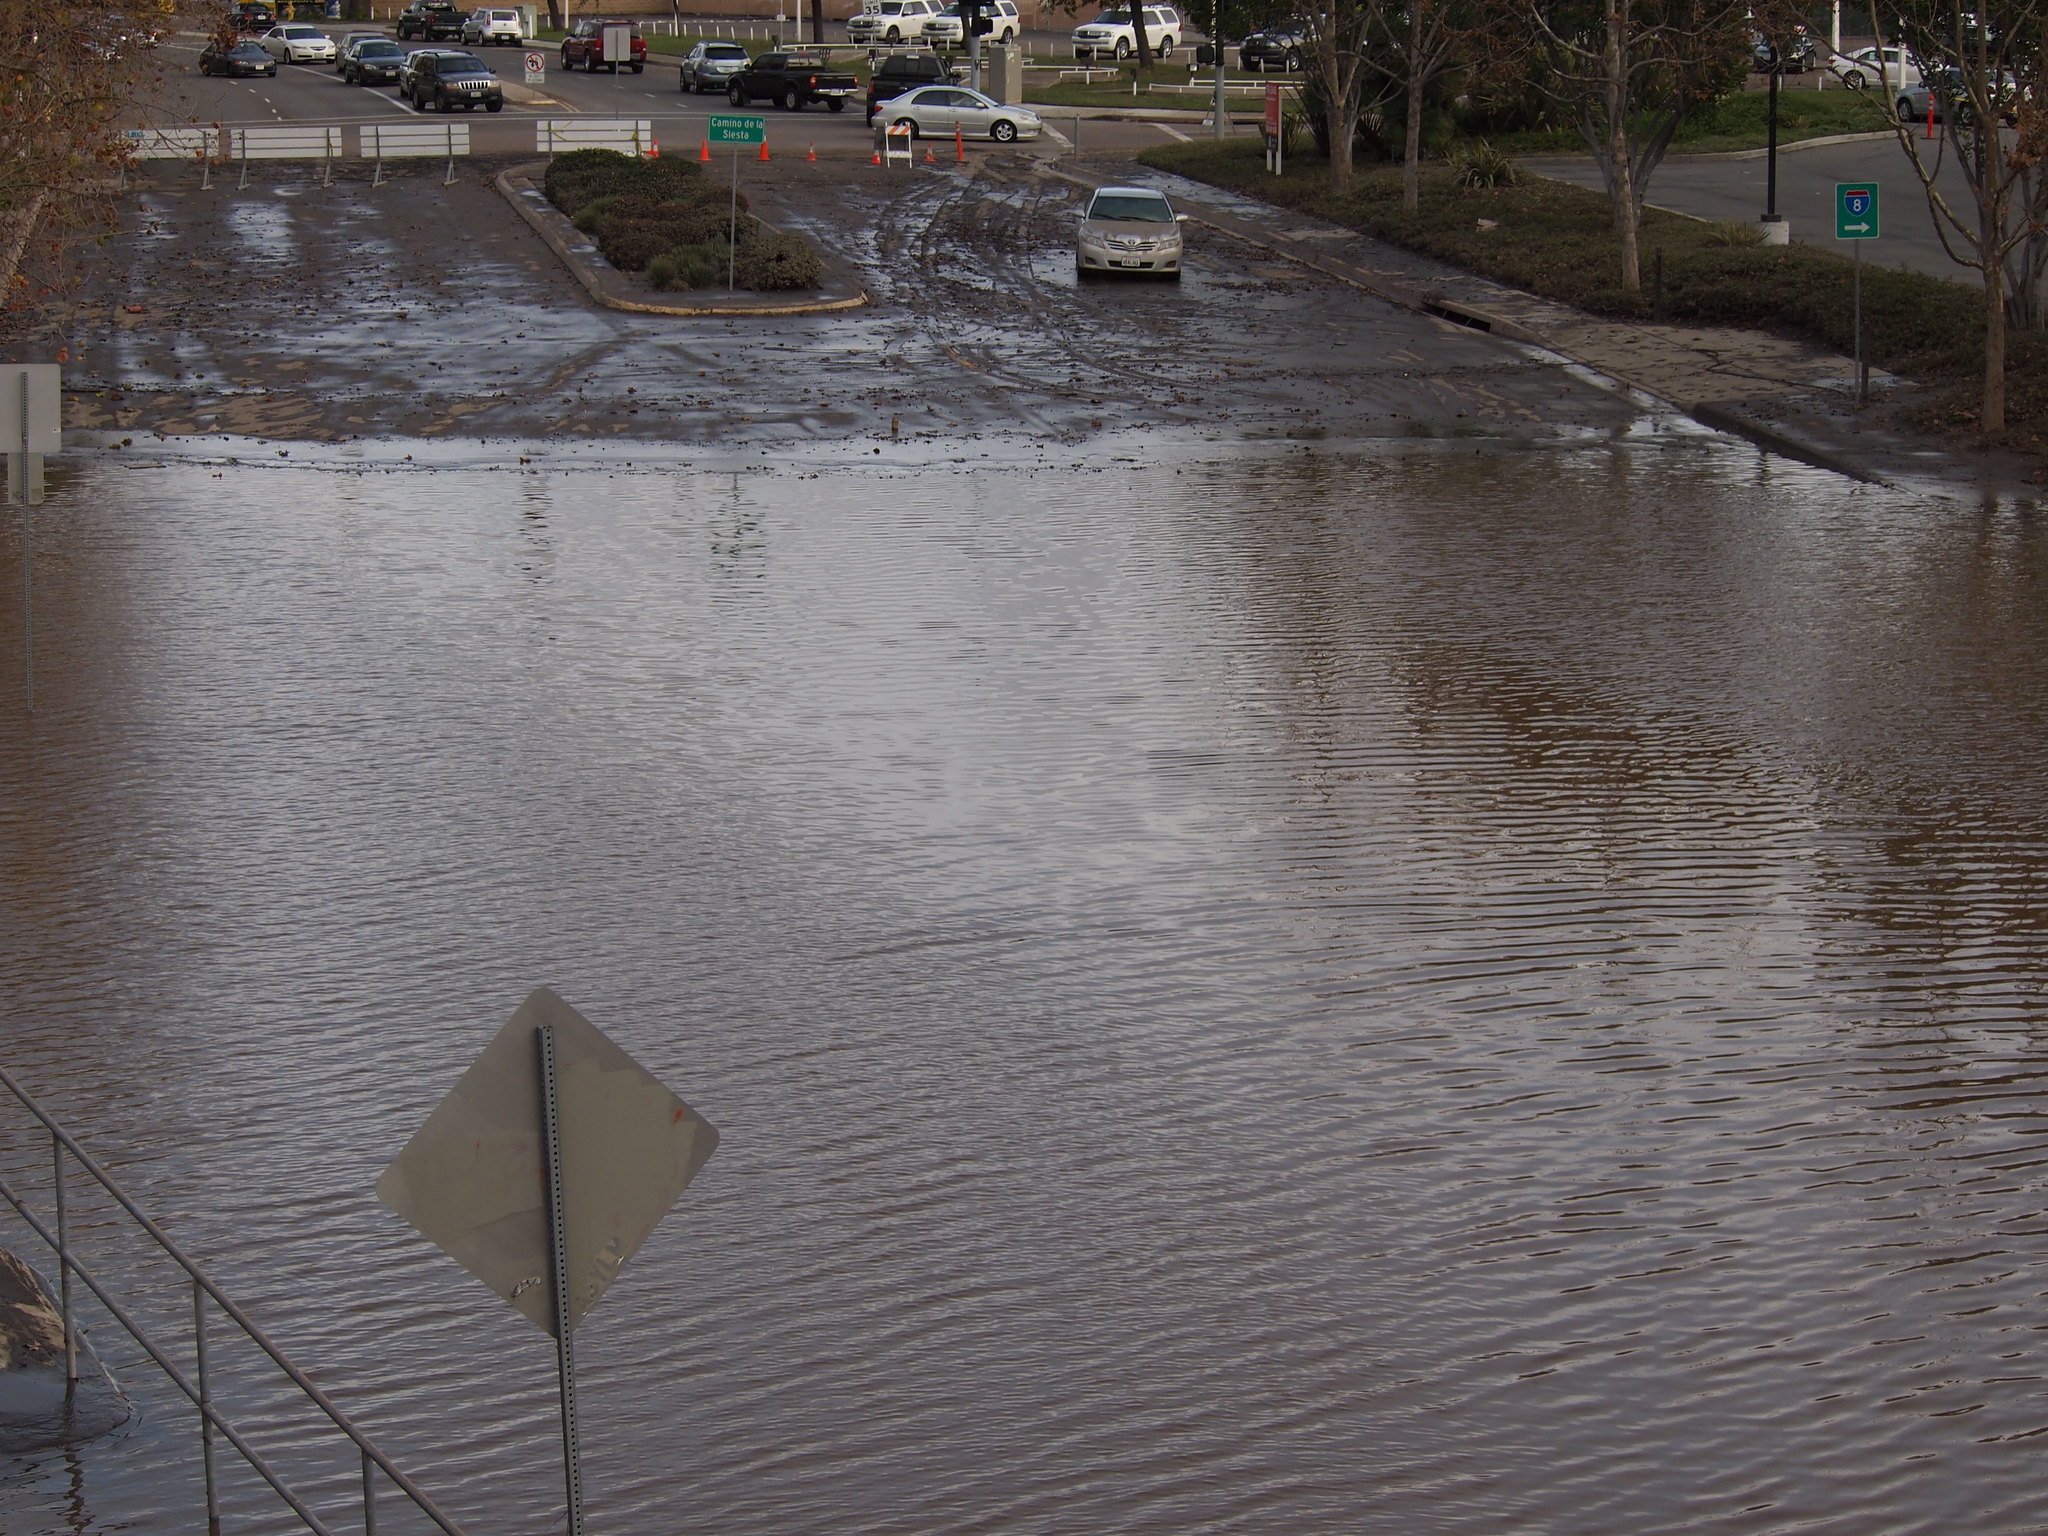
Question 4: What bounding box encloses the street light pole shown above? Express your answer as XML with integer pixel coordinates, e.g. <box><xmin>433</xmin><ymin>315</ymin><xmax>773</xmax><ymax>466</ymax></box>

<box><xmin>1761</xmin><ymin>52</ymin><xmax>1786</xmax><ymax>243</ymax></box>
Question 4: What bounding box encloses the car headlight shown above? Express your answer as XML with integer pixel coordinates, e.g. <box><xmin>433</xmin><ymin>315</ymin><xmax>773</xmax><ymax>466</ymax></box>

<box><xmin>1080</xmin><ymin>229</ymin><xmax>1108</xmax><ymax>248</ymax></box>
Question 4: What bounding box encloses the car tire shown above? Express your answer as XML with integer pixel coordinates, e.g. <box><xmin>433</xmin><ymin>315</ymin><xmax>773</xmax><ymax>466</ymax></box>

<box><xmin>1115</xmin><ymin>38</ymin><xmax>1131</xmax><ymax>58</ymax></box>
<box><xmin>827</xmin><ymin>96</ymin><xmax>845</xmax><ymax>112</ymax></box>
<box><xmin>893</xmin><ymin>117</ymin><xmax>918</xmax><ymax>138</ymax></box>
<box><xmin>1157</xmin><ymin>37</ymin><xmax>1173</xmax><ymax>58</ymax></box>
<box><xmin>1898</xmin><ymin>96</ymin><xmax>1915</xmax><ymax>122</ymax></box>
<box><xmin>487</xmin><ymin>100</ymin><xmax>502</xmax><ymax>111</ymax></box>
<box><xmin>729</xmin><ymin>84</ymin><xmax>746</xmax><ymax>105</ymax></box>
<box><xmin>783</xmin><ymin>86</ymin><xmax>802</xmax><ymax>109</ymax></box>
<box><xmin>631</xmin><ymin>62</ymin><xmax>643</xmax><ymax>72</ymax></box>
<box><xmin>1284</xmin><ymin>46</ymin><xmax>1302</xmax><ymax>70</ymax></box>
<box><xmin>885</xmin><ymin>25</ymin><xmax>899</xmax><ymax>39</ymax></box>
<box><xmin>439</xmin><ymin>93</ymin><xmax>454</xmax><ymax>113</ymax></box>
<box><xmin>990</xmin><ymin>118</ymin><xmax>1017</xmax><ymax>142</ymax></box>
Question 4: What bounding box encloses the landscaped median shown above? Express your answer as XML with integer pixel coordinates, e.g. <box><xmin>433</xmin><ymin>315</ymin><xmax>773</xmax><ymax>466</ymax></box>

<box><xmin>1140</xmin><ymin>137</ymin><xmax>2048</xmax><ymax>451</ymax></box>
<box><xmin>498</xmin><ymin>149</ymin><xmax>866</xmax><ymax>317</ymax></box>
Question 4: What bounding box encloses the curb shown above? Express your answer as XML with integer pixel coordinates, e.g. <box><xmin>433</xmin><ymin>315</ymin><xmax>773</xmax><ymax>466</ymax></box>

<box><xmin>495</xmin><ymin>163</ymin><xmax>869</xmax><ymax>317</ymax></box>
<box><xmin>1687</xmin><ymin>400</ymin><xmax>1885</xmax><ymax>483</ymax></box>
<box><xmin>1666</xmin><ymin>128</ymin><xmax>1894</xmax><ymax>162</ymax></box>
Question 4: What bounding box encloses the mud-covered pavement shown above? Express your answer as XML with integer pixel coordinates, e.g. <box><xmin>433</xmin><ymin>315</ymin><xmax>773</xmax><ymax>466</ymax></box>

<box><xmin>49</xmin><ymin>153</ymin><xmax>1656</xmax><ymax>455</ymax></box>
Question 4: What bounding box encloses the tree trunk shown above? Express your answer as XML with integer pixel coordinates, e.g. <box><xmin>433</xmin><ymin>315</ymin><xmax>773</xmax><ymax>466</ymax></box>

<box><xmin>1402</xmin><ymin>36</ymin><xmax>1423</xmax><ymax>214</ymax></box>
<box><xmin>1984</xmin><ymin>212</ymin><xmax>2008</xmax><ymax>433</ymax></box>
<box><xmin>1605</xmin><ymin>0</ymin><xmax>1640</xmax><ymax>290</ymax></box>
<box><xmin>0</xmin><ymin>194</ymin><xmax>46</xmax><ymax>302</ymax></box>
<box><xmin>1330</xmin><ymin>100</ymin><xmax>1357</xmax><ymax>190</ymax></box>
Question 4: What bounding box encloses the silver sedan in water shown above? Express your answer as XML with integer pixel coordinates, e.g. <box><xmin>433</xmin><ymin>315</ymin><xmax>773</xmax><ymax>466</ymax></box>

<box><xmin>1075</xmin><ymin>185</ymin><xmax>1186</xmax><ymax>278</ymax></box>
<box><xmin>879</xmin><ymin>86</ymin><xmax>1042</xmax><ymax>143</ymax></box>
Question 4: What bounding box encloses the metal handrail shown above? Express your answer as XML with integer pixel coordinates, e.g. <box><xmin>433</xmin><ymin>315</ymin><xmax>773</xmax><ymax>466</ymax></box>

<box><xmin>0</xmin><ymin>1065</ymin><xmax>472</xmax><ymax>1536</ymax></box>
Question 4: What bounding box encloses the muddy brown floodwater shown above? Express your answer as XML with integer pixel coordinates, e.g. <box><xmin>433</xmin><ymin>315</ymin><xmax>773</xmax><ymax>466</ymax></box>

<box><xmin>4</xmin><ymin>151</ymin><xmax>2048</xmax><ymax>1536</ymax></box>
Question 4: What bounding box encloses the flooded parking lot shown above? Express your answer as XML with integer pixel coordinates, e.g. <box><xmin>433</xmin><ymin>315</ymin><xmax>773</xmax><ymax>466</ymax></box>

<box><xmin>4</xmin><ymin>431</ymin><xmax>2048</xmax><ymax>1534</ymax></box>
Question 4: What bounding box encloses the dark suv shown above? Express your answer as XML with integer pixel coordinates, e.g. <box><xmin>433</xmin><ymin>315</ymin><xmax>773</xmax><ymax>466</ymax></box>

<box><xmin>560</xmin><ymin>17</ymin><xmax>647</xmax><ymax>71</ymax></box>
<box><xmin>396</xmin><ymin>2</ymin><xmax>465</xmax><ymax>41</ymax></box>
<box><xmin>404</xmin><ymin>49</ymin><xmax>505</xmax><ymax>110</ymax></box>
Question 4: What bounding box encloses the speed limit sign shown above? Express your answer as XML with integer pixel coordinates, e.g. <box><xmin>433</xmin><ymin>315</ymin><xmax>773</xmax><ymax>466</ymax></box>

<box><xmin>524</xmin><ymin>49</ymin><xmax>545</xmax><ymax>83</ymax></box>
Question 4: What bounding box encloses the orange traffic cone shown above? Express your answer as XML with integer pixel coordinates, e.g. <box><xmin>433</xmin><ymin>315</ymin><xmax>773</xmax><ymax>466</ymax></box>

<box><xmin>699</xmin><ymin>139</ymin><xmax>711</xmax><ymax>162</ymax></box>
<box><xmin>807</xmin><ymin>143</ymin><xmax>817</xmax><ymax>161</ymax></box>
<box><xmin>923</xmin><ymin>145</ymin><xmax>937</xmax><ymax>164</ymax></box>
<box><xmin>955</xmin><ymin>123</ymin><xmax>966</xmax><ymax>162</ymax></box>
<box><xmin>649</xmin><ymin>141</ymin><xmax>660</xmax><ymax>158</ymax></box>
<box><xmin>871</xmin><ymin>147</ymin><xmax>882</xmax><ymax>165</ymax></box>
<box><xmin>758</xmin><ymin>139</ymin><xmax>770</xmax><ymax>162</ymax></box>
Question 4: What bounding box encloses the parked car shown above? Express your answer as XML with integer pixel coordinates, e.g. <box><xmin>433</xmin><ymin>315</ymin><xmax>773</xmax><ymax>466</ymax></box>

<box><xmin>923</xmin><ymin>0</ymin><xmax>1020</xmax><ymax>47</ymax></box>
<box><xmin>1752</xmin><ymin>28</ymin><xmax>1816</xmax><ymax>73</ymax></box>
<box><xmin>231</xmin><ymin>2</ymin><xmax>275</xmax><ymax>33</ymax></box>
<box><xmin>403</xmin><ymin>48</ymin><xmax>505</xmax><ymax>110</ymax></box>
<box><xmin>866</xmin><ymin>48</ymin><xmax>959</xmax><ymax>119</ymax></box>
<box><xmin>1075</xmin><ymin>184</ymin><xmax>1185</xmax><ymax>278</ymax></box>
<box><xmin>678</xmin><ymin>40</ymin><xmax>750</xmax><ymax>92</ymax></box>
<box><xmin>880</xmin><ymin>85</ymin><xmax>1041</xmax><ymax>141</ymax></box>
<box><xmin>341</xmin><ymin>36</ymin><xmax>405</xmax><ymax>84</ymax></box>
<box><xmin>1237</xmin><ymin>18</ymin><xmax>1305</xmax><ymax>71</ymax></box>
<box><xmin>1072</xmin><ymin>5</ymin><xmax>1181</xmax><ymax>61</ymax></box>
<box><xmin>199</xmin><ymin>37</ymin><xmax>277</xmax><ymax>75</ymax></box>
<box><xmin>847</xmin><ymin>0</ymin><xmax>945</xmax><ymax>46</ymax></box>
<box><xmin>462</xmin><ymin>7</ymin><xmax>523</xmax><ymax>45</ymax></box>
<box><xmin>560</xmin><ymin>17</ymin><xmax>646</xmax><ymax>71</ymax></box>
<box><xmin>1896</xmin><ymin>66</ymin><xmax>2016</xmax><ymax>126</ymax></box>
<box><xmin>260</xmin><ymin>24</ymin><xmax>337</xmax><ymax>63</ymax></box>
<box><xmin>394</xmin><ymin>1</ymin><xmax>466</xmax><ymax>41</ymax></box>
<box><xmin>1832</xmin><ymin>45</ymin><xmax>1921</xmax><ymax>91</ymax></box>
<box><xmin>726</xmin><ymin>51</ymin><xmax>859</xmax><ymax>110</ymax></box>
<box><xmin>334</xmin><ymin>29</ymin><xmax>384</xmax><ymax>61</ymax></box>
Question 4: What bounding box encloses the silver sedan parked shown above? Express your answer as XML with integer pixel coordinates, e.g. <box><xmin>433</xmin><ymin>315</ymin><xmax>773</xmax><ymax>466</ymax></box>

<box><xmin>679</xmin><ymin>40</ymin><xmax>750</xmax><ymax>92</ymax></box>
<box><xmin>880</xmin><ymin>86</ymin><xmax>1042</xmax><ymax>143</ymax></box>
<box><xmin>1075</xmin><ymin>185</ymin><xmax>1186</xmax><ymax>278</ymax></box>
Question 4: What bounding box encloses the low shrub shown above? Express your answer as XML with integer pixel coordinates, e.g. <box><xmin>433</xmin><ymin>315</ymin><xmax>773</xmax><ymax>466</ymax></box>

<box><xmin>542</xmin><ymin>149</ymin><xmax>710</xmax><ymax>221</ymax></box>
<box><xmin>732</xmin><ymin>230</ymin><xmax>823</xmax><ymax>290</ymax></box>
<box><xmin>1704</xmin><ymin>218</ymin><xmax>1766</xmax><ymax>247</ymax></box>
<box><xmin>1451</xmin><ymin>140</ymin><xmax>1517</xmax><ymax>190</ymax></box>
<box><xmin>648</xmin><ymin>243</ymin><xmax>729</xmax><ymax>291</ymax></box>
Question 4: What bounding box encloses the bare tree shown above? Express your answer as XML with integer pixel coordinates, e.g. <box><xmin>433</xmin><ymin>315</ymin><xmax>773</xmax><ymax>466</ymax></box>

<box><xmin>1517</xmin><ymin>0</ymin><xmax>1751</xmax><ymax>290</ymax></box>
<box><xmin>1365</xmin><ymin>0</ymin><xmax>1484</xmax><ymax>213</ymax></box>
<box><xmin>1300</xmin><ymin>0</ymin><xmax>1387</xmax><ymax>189</ymax></box>
<box><xmin>1883</xmin><ymin>8</ymin><xmax>2048</xmax><ymax>433</ymax></box>
<box><xmin>1</xmin><ymin>1</ymin><xmax>172</xmax><ymax>308</ymax></box>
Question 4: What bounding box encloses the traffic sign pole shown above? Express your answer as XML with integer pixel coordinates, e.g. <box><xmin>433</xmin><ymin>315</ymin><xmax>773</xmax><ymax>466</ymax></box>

<box><xmin>538</xmin><ymin>1025</ymin><xmax>585</xmax><ymax>1536</ymax></box>
<box><xmin>1835</xmin><ymin>183</ymin><xmax>1878</xmax><ymax>404</ymax></box>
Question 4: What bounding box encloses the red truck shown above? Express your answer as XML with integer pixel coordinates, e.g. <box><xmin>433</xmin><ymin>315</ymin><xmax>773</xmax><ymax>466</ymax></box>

<box><xmin>560</xmin><ymin>17</ymin><xmax>646</xmax><ymax>72</ymax></box>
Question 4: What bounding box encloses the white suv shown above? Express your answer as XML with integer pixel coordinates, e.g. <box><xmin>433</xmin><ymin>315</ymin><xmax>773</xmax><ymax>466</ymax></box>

<box><xmin>924</xmin><ymin>0</ymin><xmax>1019</xmax><ymax>45</ymax></box>
<box><xmin>461</xmin><ymin>7</ymin><xmax>522</xmax><ymax>44</ymax></box>
<box><xmin>1071</xmin><ymin>6</ymin><xmax>1181</xmax><ymax>60</ymax></box>
<box><xmin>848</xmin><ymin>0</ymin><xmax>944</xmax><ymax>45</ymax></box>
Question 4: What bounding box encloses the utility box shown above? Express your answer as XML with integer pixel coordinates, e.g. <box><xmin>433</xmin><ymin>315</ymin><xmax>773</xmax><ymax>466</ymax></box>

<box><xmin>987</xmin><ymin>42</ymin><xmax>1022</xmax><ymax>104</ymax></box>
<box><xmin>518</xmin><ymin>4</ymin><xmax>538</xmax><ymax>39</ymax></box>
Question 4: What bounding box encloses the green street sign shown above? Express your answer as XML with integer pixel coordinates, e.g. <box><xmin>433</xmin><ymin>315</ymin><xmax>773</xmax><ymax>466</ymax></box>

<box><xmin>1836</xmin><ymin>182</ymin><xmax>1879</xmax><ymax>240</ymax></box>
<box><xmin>708</xmin><ymin>113</ymin><xmax>766</xmax><ymax>145</ymax></box>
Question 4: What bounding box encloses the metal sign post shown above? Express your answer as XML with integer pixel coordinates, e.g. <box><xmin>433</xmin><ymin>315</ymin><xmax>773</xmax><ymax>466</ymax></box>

<box><xmin>1264</xmin><ymin>82</ymin><xmax>1281</xmax><ymax>175</ymax></box>
<box><xmin>707</xmin><ymin>113</ymin><xmax>767</xmax><ymax>290</ymax></box>
<box><xmin>538</xmin><ymin>1025</ymin><xmax>584</xmax><ymax>1536</ymax></box>
<box><xmin>378</xmin><ymin>988</ymin><xmax>720</xmax><ymax>1536</ymax></box>
<box><xmin>1836</xmin><ymin>182</ymin><xmax>1879</xmax><ymax>404</ymax></box>
<box><xmin>3</xmin><ymin>364</ymin><xmax>59</xmax><ymax>714</ymax></box>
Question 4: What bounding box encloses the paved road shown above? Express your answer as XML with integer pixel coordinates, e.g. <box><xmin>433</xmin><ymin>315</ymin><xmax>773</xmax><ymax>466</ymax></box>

<box><xmin>1523</xmin><ymin>135</ymin><xmax>1983</xmax><ymax>285</ymax></box>
<box><xmin>151</xmin><ymin>28</ymin><xmax>1224</xmax><ymax>160</ymax></box>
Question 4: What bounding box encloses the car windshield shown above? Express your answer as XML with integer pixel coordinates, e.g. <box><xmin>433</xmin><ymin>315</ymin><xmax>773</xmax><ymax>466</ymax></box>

<box><xmin>440</xmin><ymin>52</ymin><xmax>486</xmax><ymax>68</ymax></box>
<box><xmin>359</xmin><ymin>40</ymin><xmax>401</xmax><ymax>54</ymax></box>
<box><xmin>283</xmin><ymin>26</ymin><xmax>321</xmax><ymax>36</ymax></box>
<box><xmin>705</xmin><ymin>43</ymin><xmax>746</xmax><ymax>56</ymax></box>
<box><xmin>230</xmin><ymin>41</ymin><xmax>266</xmax><ymax>53</ymax></box>
<box><xmin>1090</xmin><ymin>193</ymin><xmax>1173</xmax><ymax>221</ymax></box>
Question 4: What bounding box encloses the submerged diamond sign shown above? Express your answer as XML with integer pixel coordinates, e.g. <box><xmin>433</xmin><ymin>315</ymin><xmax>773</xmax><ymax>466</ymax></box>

<box><xmin>377</xmin><ymin>988</ymin><xmax>719</xmax><ymax>1336</ymax></box>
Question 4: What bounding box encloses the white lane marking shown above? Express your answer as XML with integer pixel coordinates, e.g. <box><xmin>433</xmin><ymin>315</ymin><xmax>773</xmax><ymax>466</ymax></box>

<box><xmin>1043</xmin><ymin>125</ymin><xmax>1072</xmax><ymax>147</ymax></box>
<box><xmin>1153</xmin><ymin>122</ymin><xmax>1191</xmax><ymax>141</ymax></box>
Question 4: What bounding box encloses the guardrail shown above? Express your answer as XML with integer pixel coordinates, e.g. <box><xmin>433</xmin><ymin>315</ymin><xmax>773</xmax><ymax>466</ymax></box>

<box><xmin>536</xmin><ymin>118</ymin><xmax>655</xmax><ymax>155</ymax></box>
<box><xmin>0</xmin><ymin>1066</ymin><xmax>472</xmax><ymax>1536</ymax></box>
<box><xmin>364</xmin><ymin>121</ymin><xmax>472</xmax><ymax>184</ymax></box>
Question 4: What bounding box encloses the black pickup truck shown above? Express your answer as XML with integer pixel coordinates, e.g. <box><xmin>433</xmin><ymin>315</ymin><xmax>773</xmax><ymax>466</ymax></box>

<box><xmin>726</xmin><ymin>51</ymin><xmax>859</xmax><ymax>111</ymax></box>
<box><xmin>864</xmin><ymin>49</ymin><xmax>961</xmax><ymax>120</ymax></box>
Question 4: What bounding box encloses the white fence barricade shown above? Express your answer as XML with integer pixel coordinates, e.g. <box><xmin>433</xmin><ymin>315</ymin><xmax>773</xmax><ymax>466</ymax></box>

<box><xmin>536</xmin><ymin>118</ymin><xmax>654</xmax><ymax>156</ymax></box>
<box><xmin>362</xmin><ymin>122</ymin><xmax>472</xmax><ymax>185</ymax></box>
<box><xmin>227</xmin><ymin>125</ymin><xmax>345</xmax><ymax>186</ymax></box>
<box><xmin>125</xmin><ymin>127</ymin><xmax>217</xmax><ymax>160</ymax></box>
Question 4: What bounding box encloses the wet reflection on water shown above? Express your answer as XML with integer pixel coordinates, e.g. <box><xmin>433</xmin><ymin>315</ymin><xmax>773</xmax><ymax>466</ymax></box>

<box><xmin>3</xmin><ymin>442</ymin><xmax>2047</xmax><ymax>1535</ymax></box>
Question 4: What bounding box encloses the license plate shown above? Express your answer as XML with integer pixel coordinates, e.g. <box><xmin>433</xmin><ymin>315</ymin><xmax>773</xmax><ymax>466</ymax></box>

<box><xmin>1109</xmin><ymin>258</ymin><xmax>1143</xmax><ymax>268</ymax></box>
